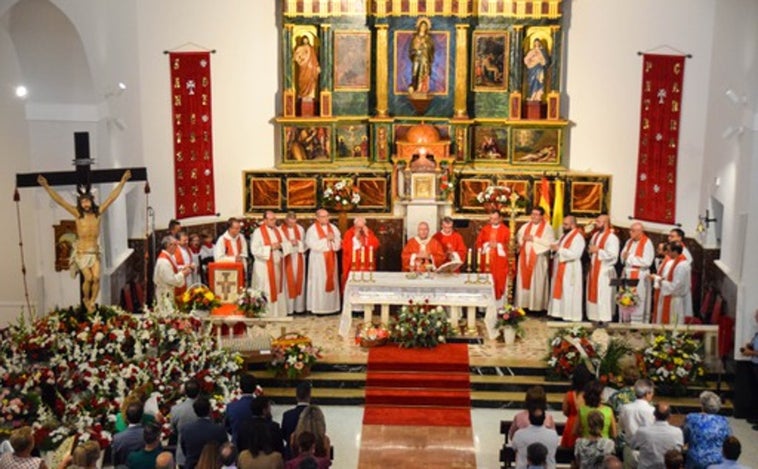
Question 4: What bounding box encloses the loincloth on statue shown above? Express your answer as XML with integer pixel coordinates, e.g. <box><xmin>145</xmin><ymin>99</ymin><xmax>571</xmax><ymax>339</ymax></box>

<box><xmin>69</xmin><ymin>245</ymin><xmax>100</xmax><ymax>278</ymax></box>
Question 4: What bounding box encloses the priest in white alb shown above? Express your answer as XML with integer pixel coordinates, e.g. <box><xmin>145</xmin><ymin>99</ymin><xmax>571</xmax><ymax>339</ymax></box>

<box><xmin>250</xmin><ymin>211</ymin><xmax>287</xmax><ymax>317</ymax></box>
<box><xmin>305</xmin><ymin>209</ymin><xmax>342</xmax><ymax>315</ymax></box>
<box><xmin>281</xmin><ymin>211</ymin><xmax>307</xmax><ymax>315</ymax></box>
<box><xmin>516</xmin><ymin>207</ymin><xmax>555</xmax><ymax>311</ymax></box>
<box><xmin>153</xmin><ymin>236</ymin><xmax>191</xmax><ymax>313</ymax></box>
<box><xmin>586</xmin><ymin>214</ymin><xmax>619</xmax><ymax>323</ymax></box>
<box><xmin>548</xmin><ymin>215</ymin><xmax>586</xmax><ymax>322</ymax></box>
<box><xmin>214</xmin><ymin>217</ymin><xmax>248</xmax><ymax>272</ymax></box>
<box><xmin>173</xmin><ymin>230</ymin><xmax>196</xmax><ymax>295</ymax></box>
<box><xmin>621</xmin><ymin>222</ymin><xmax>655</xmax><ymax>323</ymax></box>
<box><xmin>650</xmin><ymin>242</ymin><xmax>692</xmax><ymax>324</ymax></box>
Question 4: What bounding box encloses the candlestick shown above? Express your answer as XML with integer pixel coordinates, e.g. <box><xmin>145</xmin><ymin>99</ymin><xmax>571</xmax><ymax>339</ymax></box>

<box><xmin>369</xmin><ymin>246</ymin><xmax>374</xmax><ymax>267</ymax></box>
<box><xmin>360</xmin><ymin>247</ymin><xmax>365</xmax><ymax>270</ymax></box>
<box><xmin>477</xmin><ymin>248</ymin><xmax>482</xmax><ymax>272</ymax></box>
<box><xmin>352</xmin><ymin>246</ymin><xmax>357</xmax><ymax>264</ymax></box>
<box><xmin>467</xmin><ymin>248</ymin><xmax>472</xmax><ymax>268</ymax></box>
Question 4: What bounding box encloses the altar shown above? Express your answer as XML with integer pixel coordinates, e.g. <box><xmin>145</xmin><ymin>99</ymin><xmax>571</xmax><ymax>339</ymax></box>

<box><xmin>338</xmin><ymin>271</ymin><xmax>499</xmax><ymax>339</ymax></box>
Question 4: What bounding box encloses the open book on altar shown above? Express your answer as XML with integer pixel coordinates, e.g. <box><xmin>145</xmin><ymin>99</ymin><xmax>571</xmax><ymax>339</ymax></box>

<box><xmin>435</xmin><ymin>260</ymin><xmax>464</xmax><ymax>273</ymax></box>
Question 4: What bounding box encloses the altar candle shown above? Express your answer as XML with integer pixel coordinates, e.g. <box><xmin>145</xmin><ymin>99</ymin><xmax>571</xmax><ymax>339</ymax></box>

<box><xmin>361</xmin><ymin>247</ymin><xmax>366</xmax><ymax>268</ymax></box>
<box><xmin>477</xmin><ymin>248</ymin><xmax>482</xmax><ymax>271</ymax></box>
<box><xmin>467</xmin><ymin>248</ymin><xmax>472</xmax><ymax>268</ymax></box>
<box><xmin>369</xmin><ymin>246</ymin><xmax>374</xmax><ymax>267</ymax></box>
<box><xmin>352</xmin><ymin>246</ymin><xmax>357</xmax><ymax>264</ymax></box>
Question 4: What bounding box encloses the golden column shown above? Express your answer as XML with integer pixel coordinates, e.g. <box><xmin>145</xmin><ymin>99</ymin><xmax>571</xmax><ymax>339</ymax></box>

<box><xmin>375</xmin><ymin>24</ymin><xmax>390</xmax><ymax>118</ymax></box>
<box><xmin>507</xmin><ymin>191</ymin><xmax>521</xmax><ymax>305</ymax></box>
<box><xmin>453</xmin><ymin>24</ymin><xmax>470</xmax><ymax>119</ymax></box>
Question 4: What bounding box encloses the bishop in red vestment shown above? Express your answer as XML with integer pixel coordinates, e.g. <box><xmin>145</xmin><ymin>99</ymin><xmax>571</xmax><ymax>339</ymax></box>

<box><xmin>401</xmin><ymin>222</ymin><xmax>446</xmax><ymax>272</ymax></box>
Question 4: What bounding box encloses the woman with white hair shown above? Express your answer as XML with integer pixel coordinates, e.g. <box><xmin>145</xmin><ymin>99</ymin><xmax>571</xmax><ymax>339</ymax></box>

<box><xmin>682</xmin><ymin>391</ymin><xmax>731</xmax><ymax>469</ymax></box>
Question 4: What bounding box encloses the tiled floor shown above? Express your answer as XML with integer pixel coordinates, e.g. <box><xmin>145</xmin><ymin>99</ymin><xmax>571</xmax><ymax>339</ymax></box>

<box><xmin>271</xmin><ymin>405</ymin><xmax>758</xmax><ymax>469</ymax></box>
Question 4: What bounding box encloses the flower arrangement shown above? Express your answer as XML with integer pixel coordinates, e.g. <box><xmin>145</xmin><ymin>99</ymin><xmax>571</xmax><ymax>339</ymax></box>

<box><xmin>438</xmin><ymin>172</ymin><xmax>455</xmax><ymax>200</ymax></box>
<box><xmin>322</xmin><ymin>178</ymin><xmax>360</xmax><ymax>211</ymax></box>
<box><xmin>0</xmin><ymin>305</ymin><xmax>242</xmax><ymax>450</ymax></box>
<box><xmin>390</xmin><ymin>299</ymin><xmax>452</xmax><ymax>348</ymax></box>
<box><xmin>640</xmin><ymin>331</ymin><xmax>704</xmax><ymax>396</ymax></box>
<box><xmin>545</xmin><ymin>327</ymin><xmax>600</xmax><ymax>380</ymax></box>
<box><xmin>355</xmin><ymin>323</ymin><xmax>390</xmax><ymax>348</ymax></box>
<box><xmin>269</xmin><ymin>337</ymin><xmax>322</xmax><ymax>379</ymax></box>
<box><xmin>495</xmin><ymin>304</ymin><xmax>527</xmax><ymax>338</ymax></box>
<box><xmin>179</xmin><ymin>285</ymin><xmax>221</xmax><ymax>313</ymax></box>
<box><xmin>237</xmin><ymin>288</ymin><xmax>267</xmax><ymax>318</ymax></box>
<box><xmin>615</xmin><ymin>286</ymin><xmax>640</xmax><ymax>307</ymax></box>
<box><xmin>596</xmin><ymin>338</ymin><xmax>634</xmax><ymax>388</ymax></box>
<box><xmin>476</xmin><ymin>185</ymin><xmax>513</xmax><ymax>212</ymax></box>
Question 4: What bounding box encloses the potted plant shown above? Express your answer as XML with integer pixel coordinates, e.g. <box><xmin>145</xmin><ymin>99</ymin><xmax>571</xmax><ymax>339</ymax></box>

<box><xmin>237</xmin><ymin>288</ymin><xmax>267</xmax><ymax>318</ymax></box>
<box><xmin>390</xmin><ymin>299</ymin><xmax>452</xmax><ymax>348</ymax></box>
<box><xmin>495</xmin><ymin>304</ymin><xmax>526</xmax><ymax>344</ymax></box>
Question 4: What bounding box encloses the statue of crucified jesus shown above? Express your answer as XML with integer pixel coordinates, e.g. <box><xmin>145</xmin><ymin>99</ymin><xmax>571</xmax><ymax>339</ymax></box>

<box><xmin>37</xmin><ymin>170</ymin><xmax>131</xmax><ymax>312</ymax></box>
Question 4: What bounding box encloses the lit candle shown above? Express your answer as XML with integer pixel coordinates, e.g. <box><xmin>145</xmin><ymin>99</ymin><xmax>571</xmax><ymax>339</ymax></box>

<box><xmin>352</xmin><ymin>246</ymin><xmax>357</xmax><ymax>264</ymax></box>
<box><xmin>467</xmin><ymin>248</ymin><xmax>472</xmax><ymax>267</ymax></box>
<box><xmin>361</xmin><ymin>246</ymin><xmax>366</xmax><ymax>269</ymax></box>
<box><xmin>369</xmin><ymin>246</ymin><xmax>374</xmax><ymax>267</ymax></box>
<box><xmin>477</xmin><ymin>248</ymin><xmax>482</xmax><ymax>272</ymax></box>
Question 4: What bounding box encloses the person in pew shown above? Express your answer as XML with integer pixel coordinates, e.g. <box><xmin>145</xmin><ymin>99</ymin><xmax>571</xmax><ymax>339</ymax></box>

<box><xmin>602</xmin><ymin>456</ymin><xmax>623</xmax><ymax>469</ymax></box>
<box><xmin>561</xmin><ymin>363</ymin><xmax>595</xmax><ymax>449</ymax></box>
<box><xmin>607</xmin><ymin>361</ymin><xmax>640</xmax><ymax>416</ymax></box>
<box><xmin>219</xmin><ymin>442</ymin><xmax>239</xmax><ymax>469</ymax></box>
<box><xmin>226</xmin><ymin>374</ymin><xmax>262</xmax><ymax>447</ymax></box>
<box><xmin>180</xmin><ymin>396</ymin><xmax>229</xmax><ymax>469</ymax></box>
<box><xmin>510</xmin><ymin>408</ymin><xmax>559</xmax><ymax>469</ymax></box>
<box><xmin>664</xmin><ymin>449</ymin><xmax>685</xmax><ymax>469</ymax></box>
<box><xmin>154</xmin><ymin>452</ymin><xmax>175</xmax><ymax>469</ymax></box>
<box><xmin>706</xmin><ymin>436</ymin><xmax>749</xmax><ymax>469</ymax></box>
<box><xmin>111</xmin><ymin>402</ymin><xmax>146</xmax><ymax>467</ymax></box>
<box><xmin>630</xmin><ymin>403</ymin><xmax>683</xmax><ymax>469</ymax></box>
<box><xmin>170</xmin><ymin>378</ymin><xmax>201</xmax><ymax>469</ymax></box>
<box><xmin>0</xmin><ymin>427</ymin><xmax>45</xmax><ymax>469</ymax></box>
<box><xmin>238</xmin><ymin>397</ymin><xmax>285</xmax><ymax>457</ymax></box>
<box><xmin>195</xmin><ymin>440</ymin><xmax>222</xmax><ymax>469</ymax></box>
<box><xmin>508</xmin><ymin>385</ymin><xmax>557</xmax><ymax>441</ymax></box>
<box><xmin>282</xmin><ymin>382</ymin><xmax>312</xmax><ymax>460</ymax></box>
<box><xmin>618</xmin><ymin>379</ymin><xmax>655</xmax><ymax>466</ymax></box>
<box><xmin>574</xmin><ymin>380</ymin><xmax>618</xmax><ymax>441</ymax></box>
<box><xmin>237</xmin><ymin>419</ymin><xmax>284</xmax><ymax>469</ymax></box>
<box><xmin>285</xmin><ymin>432</ymin><xmax>330</xmax><ymax>469</ymax></box>
<box><xmin>126</xmin><ymin>423</ymin><xmax>163</xmax><ymax>469</ymax></box>
<box><xmin>683</xmin><ymin>392</ymin><xmax>732</xmax><ymax>469</ymax></box>
<box><xmin>290</xmin><ymin>406</ymin><xmax>330</xmax><ymax>460</ymax></box>
<box><xmin>526</xmin><ymin>442</ymin><xmax>549</xmax><ymax>469</ymax></box>
<box><xmin>574</xmin><ymin>410</ymin><xmax>616</xmax><ymax>469</ymax></box>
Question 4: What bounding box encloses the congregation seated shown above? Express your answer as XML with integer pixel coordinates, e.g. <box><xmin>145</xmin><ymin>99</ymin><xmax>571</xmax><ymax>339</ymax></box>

<box><xmin>60</xmin><ymin>441</ymin><xmax>100</xmax><ymax>469</ymax></box>
<box><xmin>114</xmin><ymin>386</ymin><xmax>162</xmax><ymax>433</ymax></box>
<box><xmin>239</xmin><ymin>396</ymin><xmax>285</xmax><ymax>456</ymax></box>
<box><xmin>630</xmin><ymin>403</ymin><xmax>683</xmax><ymax>469</ymax></box>
<box><xmin>574</xmin><ymin>380</ymin><xmax>617</xmax><ymax>441</ymax></box>
<box><xmin>180</xmin><ymin>396</ymin><xmax>229</xmax><ymax>469</ymax></box>
<box><xmin>285</xmin><ymin>432</ymin><xmax>330</xmax><ymax>469</ymax></box>
<box><xmin>290</xmin><ymin>405</ymin><xmax>330</xmax><ymax>460</ymax></box>
<box><xmin>226</xmin><ymin>374</ymin><xmax>260</xmax><ymax>447</ymax></box>
<box><xmin>170</xmin><ymin>378</ymin><xmax>201</xmax><ymax>468</ymax></box>
<box><xmin>155</xmin><ymin>452</ymin><xmax>175</xmax><ymax>469</ymax></box>
<box><xmin>282</xmin><ymin>382</ymin><xmax>313</xmax><ymax>459</ymax></box>
<box><xmin>196</xmin><ymin>440</ymin><xmax>222</xmax><ymax>468</ymax></box>
<box><xmin>237</xmin><ymin>419</ymin><xmax>284</xmax><ymax>469</ymax></box>
<box><xmin>607</xmin><ymin>361</ymin><xmax>640</xmax><ymax>416</ymax></box>
<box><xmin>707</xmin><ymin>436</ymin><xmax>748</xmax><ymax>469</ymax></box>
<box><xmin>219</xmin><ymin>442</ymin><xmax>239</xmax><ymax>469</ymax></box>
<box><xmin>561</xmin><ymin>363</ymin><xmax>595</xmax><ymax>449</ymax></box>
<box><xmin>574</xmin><ymin>410</ymin><xmax>615</xmax><ymax>469</ymax></box>
<box><xmin>0</xmin><ymin>426</ymin><xmax>45</xmax><ymax>469</ymax></box>
<box><xmin>602</xmin><ymin>455</ymin><xmax>623</xmax><ymax>469</ymax></box>
<box><xmin>618</xmin><ymin>378</ymin><xmax>655</xmax><ymax>462</ymax></box>
<box><xmin>664</xmin><ymin>449</ymin><xmax>685</xmax><ymax>469</ymax></box>
<box><xmin>508</xmin><ymin>385</ymin><xmax>556</xmax><ymax>441</ymax></box>
<box><xmin>682</xmin><ymin>391</ymin><xmax>731</xmax><ymax>469</ymax></box>
<box><xmin>111</xmin><ymin>402</ymin><xmax>146</xmax><ymax>467</ymax></box>
<box><xmin>125</xmin><ymin>423</ymin><xmax>163</xmax><ymax>469</ymax></box>
<box><xmin>509</xmin><ymin>407</ymin><xmax>559</xmax><ymax>469</ymax></box>
<box><xmin>526</xmin><ymin>442</ymin><xmax>548</xmax><ymax>469</ymax></box>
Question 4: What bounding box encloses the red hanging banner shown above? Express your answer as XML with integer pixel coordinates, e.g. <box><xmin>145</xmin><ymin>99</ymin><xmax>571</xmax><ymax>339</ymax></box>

<box><xmin>169</xmin><ymin>51</ymin><xmax>215</xmax><ymax>219</ymax></box>
<box><xmin>634</xmin><ymin>53</ymin><xmax>685</xmax><ymax>224</ymax></box>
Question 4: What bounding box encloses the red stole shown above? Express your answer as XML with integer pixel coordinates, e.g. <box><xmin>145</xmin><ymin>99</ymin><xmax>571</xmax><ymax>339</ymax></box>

<box><xmin>653</xmin><ymin>254</ymin><xmax>686</xmax><ymax>324</ymax></box>
<box><xmin>283</xmin><ymin>226</ymin><xmax>304</xmax><ymax>299</ymax></box>
<box><xmin>518</xmin><ymin>221</ymin><xmax>547</xmax><ymax>290</ymax></box>
<box><xmin>315</xmin><ymin>223</ymin><xmax>337</xmax><ymax>293</ymax></box>
<box><xmin>224</xmin><ymin>236</ymin><xmax>243</xmax><ymax>257</ymax></box>
<box><xmin>169</xmin><ymin>250</ymin><xmax>186</xmax><ymax>296</ymax></box>
<box><xmin>259</xmin><ymin>226</ymin><xmax>283</xmax><ymax>303</ymax></box>
<box><xmin>159</xmin><ymin>251</ymin><xmax>178</xmax><ymax>273</ymax></box>
<box><xmin>587</xmin><ymin>230</ymin><xmax>612</xmax><ymax>303</ymax></box>
<box><xmin>552</xmin><ymin>228</ymin><xmax>582</xmax><ymax>300</ymax></box>
<box><xmin>623</xmin><ymin>234</ymin><xmax>650</xmax><ymax>279</ymax></box>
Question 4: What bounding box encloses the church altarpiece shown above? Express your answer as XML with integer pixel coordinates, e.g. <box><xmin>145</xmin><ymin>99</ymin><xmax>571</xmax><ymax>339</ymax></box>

<box><xmin>245</xmin><ymin>0</ymin><xmax>611</xmax><ymax>232</ymax></box>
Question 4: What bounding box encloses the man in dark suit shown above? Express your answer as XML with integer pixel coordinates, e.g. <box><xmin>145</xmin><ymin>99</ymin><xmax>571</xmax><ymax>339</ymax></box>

<box><xmin>180</xmin><ymin>396</ymin><xmax>228</xmax><ymax>469</ymax></box>
<box><xmin>111</xmin><ymin>402</ymin><xmax>145</xmax><ymax>467</ymax></box>
<box><xmin>225</xmin><ymin>374</ymin><xmax>259</xmax><ymax>445</ymax></box>
<box><xmin>282</xmin><ymin>381</ymin><xmax>312</xmax><ymax>459</ymax></box>
<box><xmin>170</xmin><ymin>378</ymin><xmax>200</xmax><ymax>468</ymax></box>
<box><xmin>237</xmin><ymin>396</ymin><xmax>285</xmax><ymax>455</ymax></box>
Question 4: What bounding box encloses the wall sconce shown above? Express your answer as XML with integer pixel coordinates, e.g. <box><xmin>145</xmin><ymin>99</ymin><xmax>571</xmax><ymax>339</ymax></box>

<box><xmin>696</xmin><ymin>209</ymin><xmax>717</xmax><ymax>234</ymax></box>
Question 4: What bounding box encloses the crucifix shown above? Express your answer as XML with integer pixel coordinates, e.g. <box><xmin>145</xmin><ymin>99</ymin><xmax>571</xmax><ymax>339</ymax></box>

<box><xmin>15</xmin><ymin>132</ymin><xmax>148</xmax><ymax>313</ymax></box>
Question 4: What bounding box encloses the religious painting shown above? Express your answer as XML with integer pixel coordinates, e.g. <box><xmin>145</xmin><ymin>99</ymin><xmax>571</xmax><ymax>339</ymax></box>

<box><xmin>357</xmin><ymin>178</ymin><xmax>388</xmax><ymax>209</ymax></box>
<box><xmin>473</xmin><ymin>126</ymin><xmax>508</xmax><ymax>161</ymax></box>
<box><xmin>497</xmin><ymin>179</ymin><xmax>529</xmax><ymax>199</ymax></box>
<box><xmin>283</xmin><ymin>126</ymin><xmax>331</xmax><ymax>162</ymax></box>
<box><xmin>286</xmin><ymin>178</ymin><xmax>318</xmax><ymax>208</ymax></box>
<box><xmin>393</xmin><ymin>29</ymin><xmax>450</xmax><ymax>95</ymax></box>
<box><xmin>335</xmin><ymin>124</ymin><xmax>369</xmax><ymax>159</ymax></box>
<box><xmin>459</xmin><ymin>178</ymin><xmax>491</xmax><ymax>210</ymax></box>
<box><xmin>248</xmin><ymin>177</ymin><xmax>281</xmax><ymax>211</ymax></box>
<box><xmin>472</xmin><ymin>31</ymin><xmax>509</xmax><ymax>91</ymax></box>
<box><xmin>533</xmin><ymin>179</ymin><xmax>556</xmax><ymax>207</ymax></box>
<box><xmin>208</xmin><ymin>262</ymin><xmax>244</xmax><ymax>304</ymax></box>
<box><xmin>53</xmin><ymin>220</ymin><xmax>77</xmax><ymax>272</ymax></box>
<box><xmin>570</xmin><ymin>181</ymin><xmax>604</xmax><ymax>214</ymax></box>
<box><xmin>411</xmin><ymin>173</ymin><xmax>435</xmax><ymax>200</ymax></box>
<box><xmin>511</xmin><ymin>128</ymin><xmax>561</xmax><ymax>165</ymax></box>
<box><xmin>334</xmin><ymin>31</ymin><xmax>371</xmax><ymax>91</ymax></box>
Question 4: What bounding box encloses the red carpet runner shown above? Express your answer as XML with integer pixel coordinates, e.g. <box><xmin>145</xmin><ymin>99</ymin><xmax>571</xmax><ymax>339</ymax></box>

<box><xmin>362</xmin><ymin>343</ymin><xmax>471</xmax><ymax>427</ymax></box>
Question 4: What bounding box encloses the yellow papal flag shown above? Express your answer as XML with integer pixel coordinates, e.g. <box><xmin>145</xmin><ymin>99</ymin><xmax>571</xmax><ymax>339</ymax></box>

<box><xmin>552</xmin><ymin>179</ymin><xmax>564</xmax><ymax>234</ymax></box>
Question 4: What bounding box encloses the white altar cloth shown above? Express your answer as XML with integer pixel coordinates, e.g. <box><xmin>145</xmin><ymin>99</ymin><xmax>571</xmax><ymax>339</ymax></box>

<box><xmin>338</xmin><ymin>271</ymin><xmax>499</xmax><ymax>339</ymax></box>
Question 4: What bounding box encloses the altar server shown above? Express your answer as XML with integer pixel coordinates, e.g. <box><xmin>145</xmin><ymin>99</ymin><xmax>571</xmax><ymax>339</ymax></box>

<box><xmin>341</xmin><ymin>216</ymin><xmax>380</xmax><ymax>290</ymax></box>
<box><xmin>586</xmin><ymin>214</ymin><xmax>619</xmax><ymax>323</ymax></box>
<box><xmin>475</xmin><ymin>211</ymin><xmax>511</xmax><ymax>302</ymax></box>
<box><xmin>305</xmin><ymin>209</ymin><xmax>342</xmax><ymax>314</ymax></box>
<box><xmin>516</xmin><ymin>207</ymin><xmax>555</xmax><ymax>311</ymax></box>
<box><xmin>401</xmin><ymin>221</ymin><xmax>446</xmax><ymax>272</ymax></box>
<box><xmin>281</xmin><ymin>212</ymin><xmax>307</xmax><ymax>315</ymax></box>
<box><xmin>621</xmin><ymin>222</ymin><xmax>655</xmax><ymax>323</ymax></box>
<box><xmin>548</xmin><ymin>215</ymin><xmax>586</xmax><ymax>322</ymax></box>
<box><xmin>214</xmin><ymin>217</ymin><xmax>249</xmax><ymax>272</ymax></box>
<box><xmin>250</xmin><ymin>211</ymin><xmax>287</xmax><ymax>317</ymax></box>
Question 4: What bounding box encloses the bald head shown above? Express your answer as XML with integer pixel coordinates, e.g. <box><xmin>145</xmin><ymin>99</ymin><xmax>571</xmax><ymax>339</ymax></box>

<box><xmin>602</xmin><ymin>455</ymin><xmax>623</xmax><ymax>469</ymax></box>
<box><xmin>316</xmin><ymin>209</ymin><xmax>329</xmax><ymax>225</ymax></box>
<box><xmin>155</xmin><ymin>452</ymin><xmax>174</xmax><ymax>469</ymax></box>
<box><xmin>417</xmin><ymin>222</ymin><xmax>430</xmax><ymax>240</ymax></box>
<box><xmin>353</xmin><ymin>217</ymin><xmax>367</xmax><ymax>229</ymax></box>
<box><xmin>630</xmin><ymin>222</ymin><xmax>645</xmax><ymax>241</ymax></box>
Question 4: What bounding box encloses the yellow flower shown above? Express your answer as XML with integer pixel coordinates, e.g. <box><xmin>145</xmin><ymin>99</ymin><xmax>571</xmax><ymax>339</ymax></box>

<box><xmin>204</xmin><ymin>292</ymin><xmax>214</xmax><ymax>301</ymax></box>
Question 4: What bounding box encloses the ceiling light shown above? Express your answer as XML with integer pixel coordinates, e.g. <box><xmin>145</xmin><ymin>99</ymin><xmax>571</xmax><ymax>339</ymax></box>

<box><xmin>15</xmin><ymin>85</ymin><xmax>27</xmax><ymax>98</ymax></box>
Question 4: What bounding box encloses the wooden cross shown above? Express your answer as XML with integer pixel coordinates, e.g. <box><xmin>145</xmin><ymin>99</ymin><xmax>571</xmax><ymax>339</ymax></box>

<box><xmin>215</xmin><ymin>271</ymin><xmax>236</xmax><ymax>302</ymax></box>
